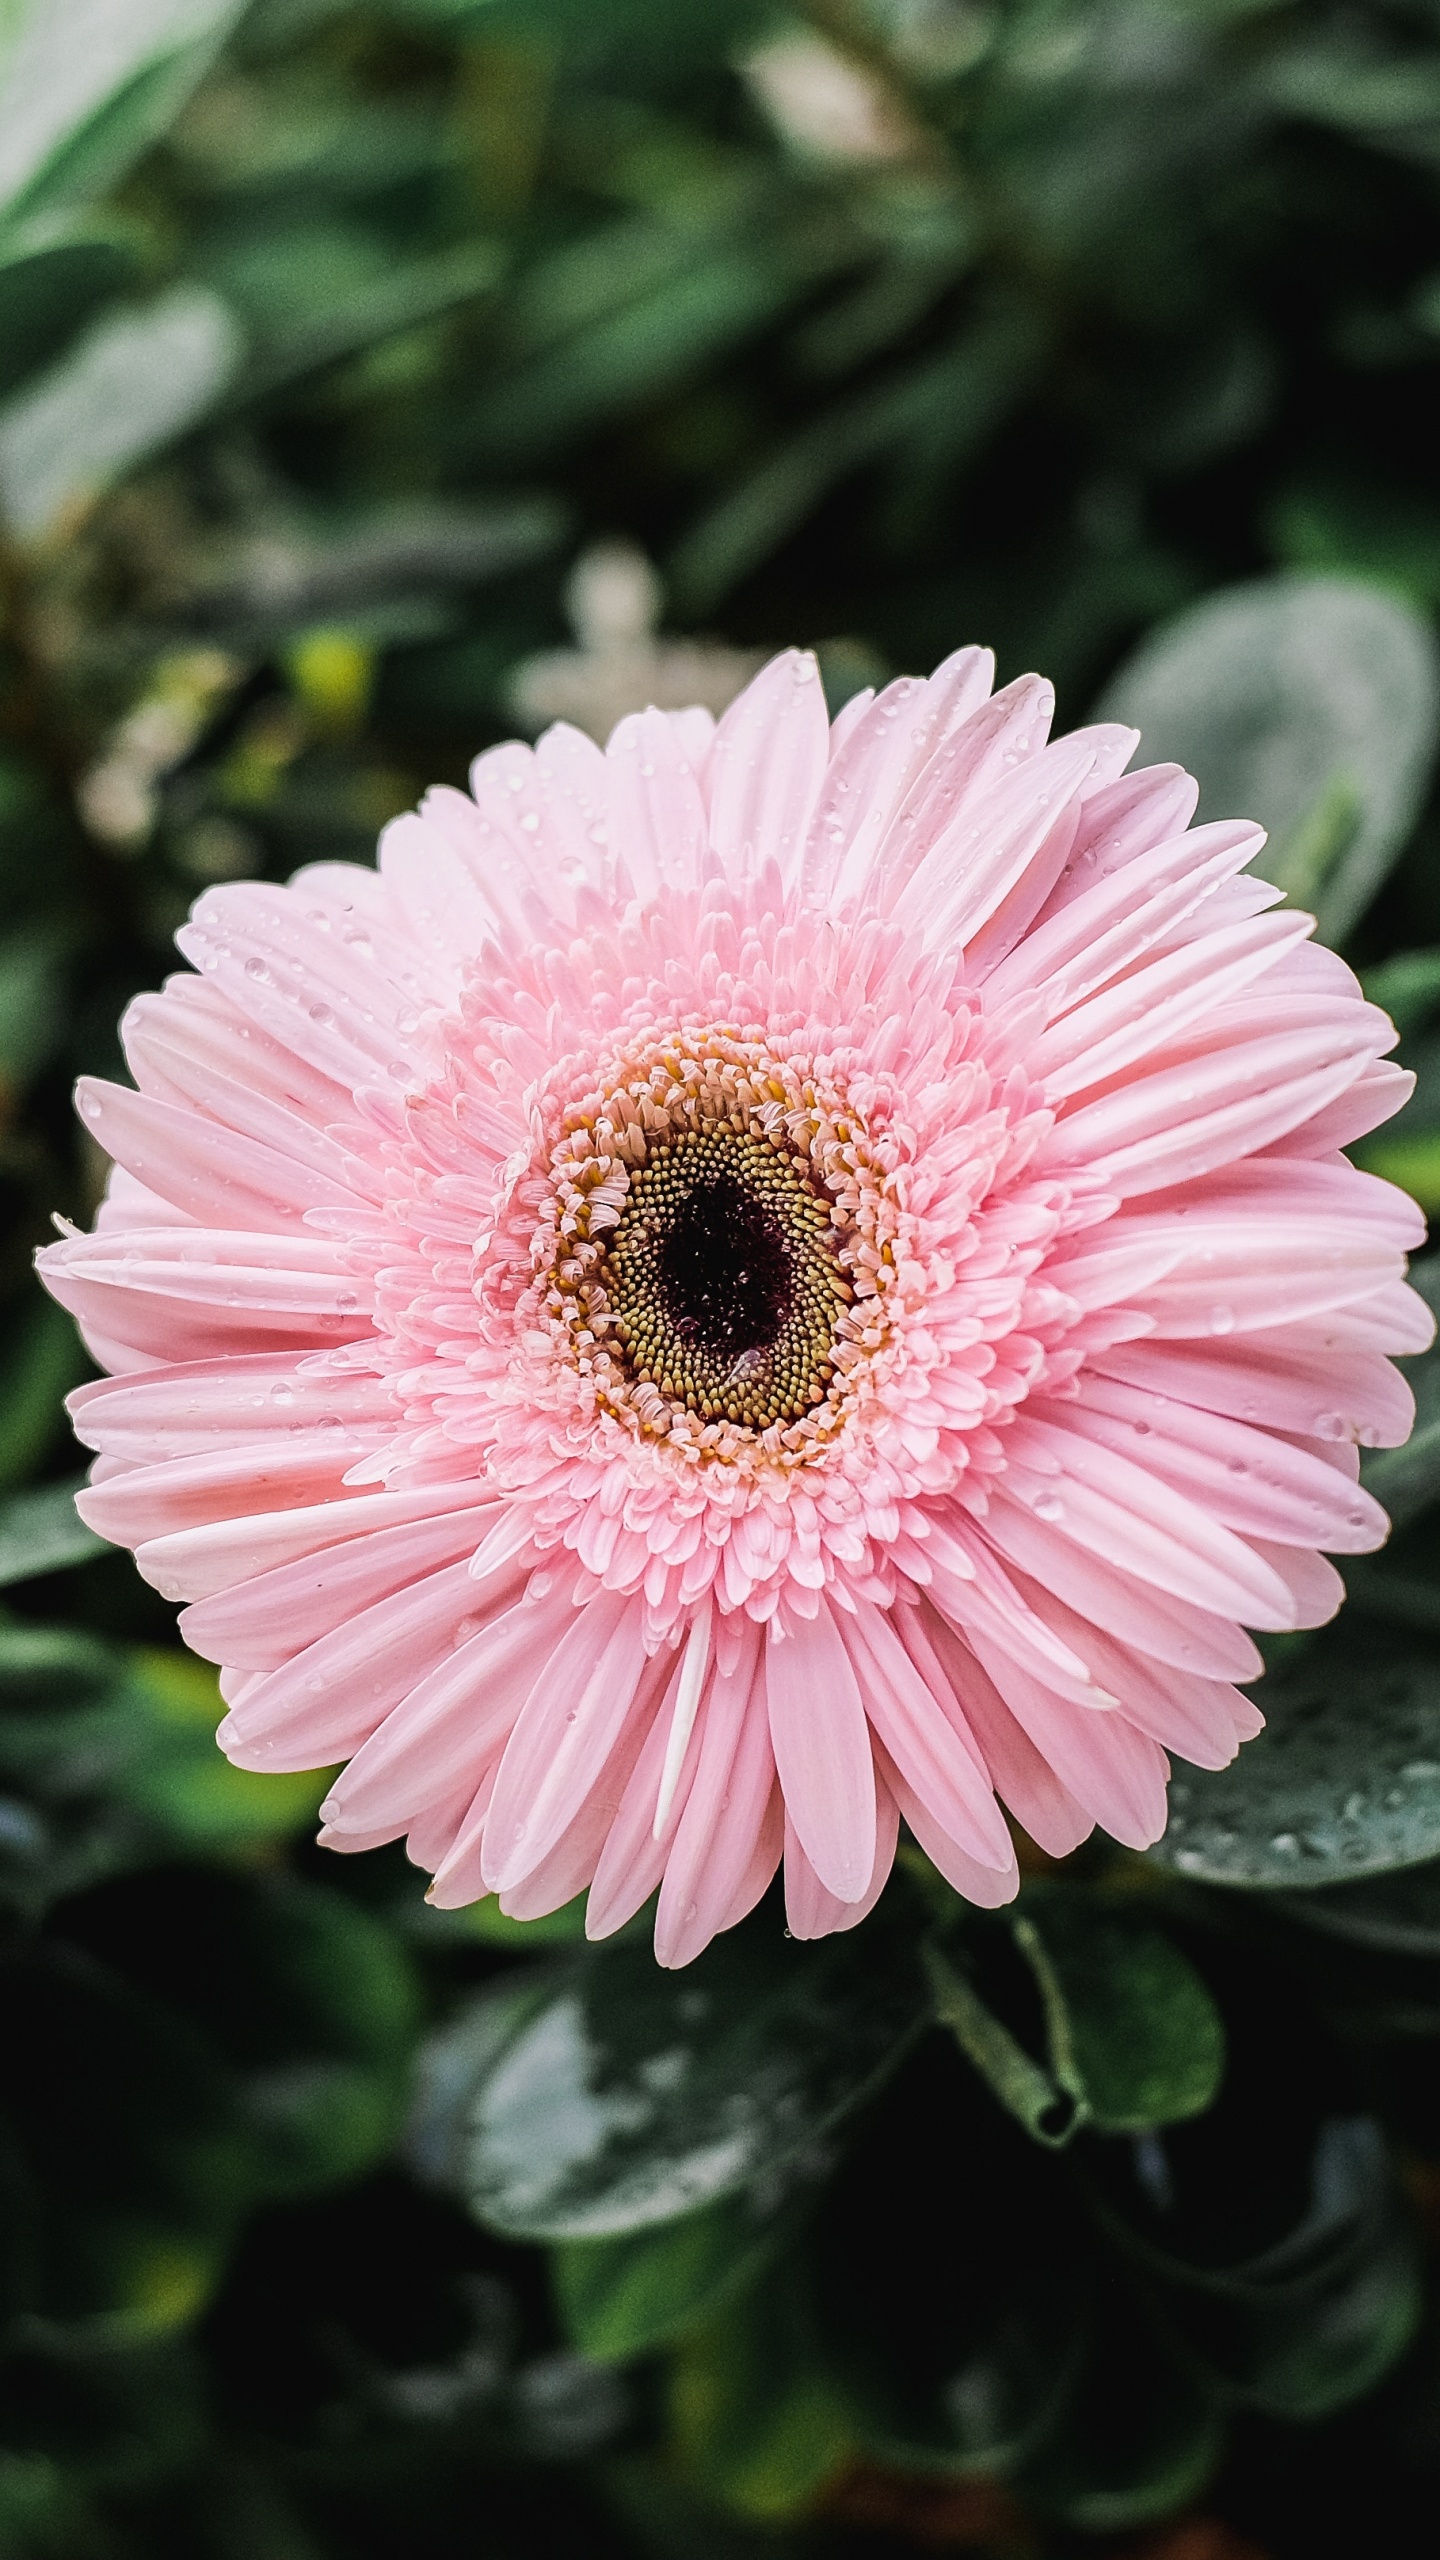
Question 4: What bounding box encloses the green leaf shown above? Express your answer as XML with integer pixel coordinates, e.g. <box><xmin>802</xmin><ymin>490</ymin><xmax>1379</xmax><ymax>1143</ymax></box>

<box><xmin>0</xmin><ymin>1293</ymin><xmax>92</xmax><ymax>1493</ymax></box>
<box><xmin>1017</xmin><ymin>1887</ymin><xmax>1225</xmax><ymax>2132</ymax></box>
<box><xmin>113</xmin><ymin>1648</ymin><xmax>332</xmax><ymax>1855</ymax></box>
<box><xmin>0</xmin><ymin>284</ymin><xmax>242</xmax><ymax>540</ymax></box>
<box><xmin>0</xmin><ymin>1620</ymin><xmax>118</xmax><ymax>1713</ymax></box>
<box><xmin>0</xmin><ymin>1632</ymin><xmax>328</xmax><ymax>1912</ymax></box>
<box><xmin>668</xmin><ymin>310</ymin><xmax>1040</xmax><ymax>614</ymax></box>
<box><xmin>1268</xmin><ymin>1857</ymin><xmax>1440</xmax><ymax>1957</ymax></box>
<box><xmin>0</xmin><ymin>926</ymin><xmax>68</xmax><ymax>1086</ymax></box>
<box><xmin>1361</xmin><ymin>948</ymin><xmax>1440</xmax><ymax>1041</ymax></box>
<box><xmin>1148</xmin><ymin>1625</ymin><xmax>1440</xmax><ymax>1888</ymax></box>
<box><xmin>1018</xmin><ymin>2282</ymin><xmax>1223</xmax><ymax>2532</ymax></box>
<box><xmin>220</xmin><ymin>1879</ymin><xmax>422</xmax><ymax>2198</ymax></box>
<box><xmin>0</xmin><ymin>0</ymin><xmax>248</xmax><ymax>224</ymax></box>
<box><xmin>1355</xmin><ymin>1128</ymin><xmax>1440</xmax><ymax>1215</ymax></box>
<box><xmin>1097</xmin><ymin>575</ymin><xmax>1440</xmax><ymax>946</ymax></box>
<box><xmin>926</xmin><ymin>1893</ymin><xmax>1223</xmax><ymax>2143</ymax></box>
<box><xmin>238</xmin><ymin>237</ymin><xmax>503</xmax><ymax>402</ymax></box>
<box><xmin>551</xmin><ymin>2187</ymin><xmax>794</xmax><ymax>2362</ymax></box>
<box><xmin>0</xmin><ymin>1479</ymin><xmax>104</xmax><ymax>1588</ymax></box>
<box><xmin>428</xmin><ymin>1912</ymin><xmax>925</xmax><ymax>2239</ymax></box>
<box><xmin>464</xmin><ymin>1891</ymin><xmax>590</xmax><ymax>1944</ymax></box>
<box><xmin>62</xmin><ymin>1865</ymin><xmax>422</xmax><ymax>2206</ymax></box>
<box><xmin>1088</xmin><ymin>2114</ymin><xmax>1421</xmax><ymax>2420</ymax></box>
<box><xmin>667</xmin><ymin>2260</ymin><xmax>852</xmax><ymax>2522</ymax></box>
<box><xmin>0</xmin><ymin>225</ymin><xmax>140</xmax><ymax>403</ymax></box>
<box><xmin>463</xmin><ymin>234</ymin><xmax>809</xmax><ymax>472</ymax></box>
<box><xmin>1269</xmin><ymin>473</ymin><xmax>1440</xmax><ymax>616</ymax></box>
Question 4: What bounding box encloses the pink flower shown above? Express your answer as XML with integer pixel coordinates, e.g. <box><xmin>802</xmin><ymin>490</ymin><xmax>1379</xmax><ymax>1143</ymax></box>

<box><xmin>39</xmin><ymin>650</ymin><xmax>1429</xmax><ymax>1963</ymax></box>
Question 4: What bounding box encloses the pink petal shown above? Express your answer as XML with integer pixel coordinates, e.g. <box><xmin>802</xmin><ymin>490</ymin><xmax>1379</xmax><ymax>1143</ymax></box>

<box><xmin>921</xmin><ymin>1612</ymin><xmax>1094</xmax><ymax>1858</ymax></box>
<box><xmin>765</xmin><ymin>1602</ymin><xmax>877</xmax><ymax>1903</ymax></box>
<box><xmin>709</xmin><ymin>650</ymin><xmax>829</xmax><ymax>888</ymax></box>
<box><xmin>783</xmin><ymin>1777</ymin><xmax>898</xmax><ymax>1937</ymax></box>
<box><xmin>653</xmin><ymin>1621</ymin><xmax>777</xmax><ymax>1967</ymax></box>
<box><xmin>841</xmin><ymin>1602</ymin><xmax>1014</xmax><ymax>1867</ymax></box>
<box><xmin>180</xmin><ymin>1502</ymin><xmax>503</xmax><ymax>1670</ymax></box>
<box><xmin>481</xmin><ymin>1593</ymin><xmax>651</xmax><ymax>1894</ymax></box>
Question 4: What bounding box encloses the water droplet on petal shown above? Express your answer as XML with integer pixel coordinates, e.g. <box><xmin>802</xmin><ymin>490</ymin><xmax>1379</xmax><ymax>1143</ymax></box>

<box><xmin>1209</xmin><ymin>1304</ymin><xmax>1235</xmax><ymax>1336</ymax></box>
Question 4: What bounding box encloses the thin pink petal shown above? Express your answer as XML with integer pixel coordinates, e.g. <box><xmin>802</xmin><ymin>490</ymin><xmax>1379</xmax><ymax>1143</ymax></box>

<box><xmin>765</xmin><ymin>1602</ymin><xmax>877</xmax><ymax>1903</ymax></box>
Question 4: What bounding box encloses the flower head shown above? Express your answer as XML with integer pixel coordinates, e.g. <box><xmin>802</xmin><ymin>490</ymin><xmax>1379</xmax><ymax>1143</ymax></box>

<box><xmin>40</xmin><ymin>648</ymin><xmax>1429</xmax><ymax>1962</ymax></box>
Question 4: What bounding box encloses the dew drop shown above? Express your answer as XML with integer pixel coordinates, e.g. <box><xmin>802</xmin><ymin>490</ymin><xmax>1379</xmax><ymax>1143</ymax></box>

<box><xmin>269</xmin><ymin>1381</ymin><xmax>295</xmax><ymax>1405</ymax></box>
<box><xmin>244</xmin><ymin>955</ymin><xmax>270</xmax><ymax>982</ymax></box>
<box><xmin>1269</xmin><ymin>1831</ymin><xmax>1299</xmax><ymax>1858</ymax></box>
<box><xmin>309</xmin><ymin>1002</ymin><xmax>336</xmax><ymax>1029</ymax></box>
<box><xmin>1209</xmin><ymin>1304</ymin><xmax>1235</xmax><ymax>1336</ymax></box>
<box><xmin>1033</xmin><ymin>1492</ymin><xmax>1064</xmax><ymax>1521</ymax></box>
<box><xmin>334</xmin><ymin>1291</ymin><xmax>358</xmax><ymax>1313</ymax></box>
<box><xmin>1313</xmin><ymin>1410</ymin><xmax>1346</xmax><ymax>1441</ymax></box>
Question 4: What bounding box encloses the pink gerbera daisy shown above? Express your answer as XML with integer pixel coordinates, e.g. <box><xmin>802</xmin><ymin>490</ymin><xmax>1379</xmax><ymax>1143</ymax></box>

<box><xmin>40</xmin><ymin>649</ymin><xmax>1429</xmax><ymax>1964</ymax></box>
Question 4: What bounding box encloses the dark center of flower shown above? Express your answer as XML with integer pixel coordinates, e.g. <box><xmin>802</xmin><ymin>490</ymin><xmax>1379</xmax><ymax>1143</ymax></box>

<box><xmin>602</xmin><ymin>1129</ymin><xmax>850</xmax><ymax>1430</ymax></box>
<box><xmin>657</xmin><ymin>1174</ymin><xmax>792</xmax><ymax>1361</ymax></box>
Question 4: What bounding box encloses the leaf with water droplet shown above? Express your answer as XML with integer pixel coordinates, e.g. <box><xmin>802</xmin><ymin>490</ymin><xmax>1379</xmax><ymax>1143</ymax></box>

<box><xmin>1150</xmin><ymin>1625</ymin><xmax>1440</xmax><ymax>1888</ymax></box>
<box><xmin>411</xmin><ymin>1905</ymin><xmax>925</xmax><ymax>2240</ymax></box>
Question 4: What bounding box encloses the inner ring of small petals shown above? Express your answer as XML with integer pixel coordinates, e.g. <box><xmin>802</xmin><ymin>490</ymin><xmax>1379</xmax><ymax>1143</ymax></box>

<box><xmin>602</xmin><ymin>1128</ymin><xmax>850</xmax><ymax>1431</ymax></box>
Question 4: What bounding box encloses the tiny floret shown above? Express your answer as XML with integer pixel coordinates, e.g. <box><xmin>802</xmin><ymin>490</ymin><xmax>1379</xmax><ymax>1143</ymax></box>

<box><xmin>41</xmin><ymin>648</ymin><xmax>1429</xmax><ymax>1961</ymax></box>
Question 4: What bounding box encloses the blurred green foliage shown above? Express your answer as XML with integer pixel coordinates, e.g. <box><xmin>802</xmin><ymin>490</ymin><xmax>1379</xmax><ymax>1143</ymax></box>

<box><xmin>7</xmin><ymin>2</ymin><xmax>1440</xmax><ymax>2555</ymax></box>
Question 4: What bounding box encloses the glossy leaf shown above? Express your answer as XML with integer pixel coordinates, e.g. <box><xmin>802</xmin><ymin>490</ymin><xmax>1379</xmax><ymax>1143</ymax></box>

<box><xmin>551</xmin><ymin>2186</ymin><xmax>796</xmax><ymax>2363</ymax></box>
<box><xmin>1017</xmin><ymin>1887</ymin><xmax>1225</xmax><ymax>2132</ymax></box>
<box><xmin>432</xmin><ymin>1914</ymin><xmax>925</xmax><ymax>2238</ymax></box>
<box><xmin>1149</xmin><ymin>1627</ymin><xmax>1440</xmax><ymax>1887</ymax></box>
<box><xmin>926</xmin><ymin>1891</ymin><xmax>1223</xmax><ymax>2144</ymax></box>
<box><xmin>1270</xmin><ymin>1858</ymin><xmax>1440</xmax><ymax>1958</ymax></box>
<box><xmin>1098</xmin><ymin>575</ymin><xmax>1440</xmax><ymax>944</ymax></box>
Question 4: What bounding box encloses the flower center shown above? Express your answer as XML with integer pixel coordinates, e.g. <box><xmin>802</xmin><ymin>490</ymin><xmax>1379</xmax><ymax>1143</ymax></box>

<box><xmin>602</xmin><ymin>1128</ymin><xmax>848</xmax><ymax>1429</ymax></box>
